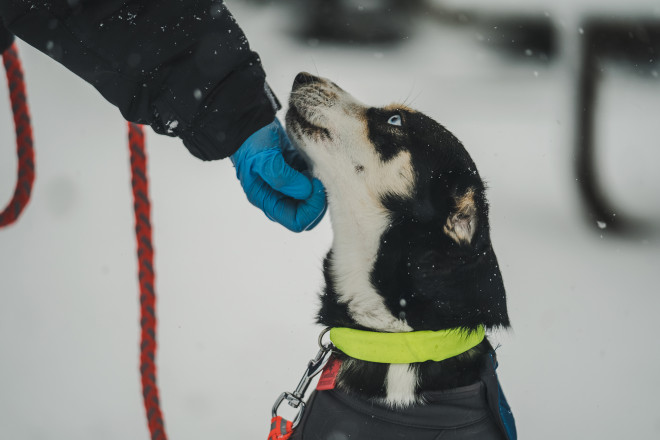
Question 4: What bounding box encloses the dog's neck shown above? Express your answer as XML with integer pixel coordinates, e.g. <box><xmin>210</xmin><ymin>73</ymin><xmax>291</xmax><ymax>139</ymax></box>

<box><xmin>329</xmin><ymin>327</ymin><xmax>490</xmax><ymax>407</ymax></box>
<box><xmin>331</xmin><ymin>339</ymin><xmax>493</xmax><ymax>408</ymax></box>
<box><xmin>325</xmin><ymin>188</ymin><xmax>412</xmax><ymax>333</ymax></box>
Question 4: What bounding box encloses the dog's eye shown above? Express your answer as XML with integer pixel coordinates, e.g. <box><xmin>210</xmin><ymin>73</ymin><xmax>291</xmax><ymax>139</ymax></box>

<box><xmin>387</xmin><ymin>114</ymin><xmax>402</xmax><ymax>126</ymax></box>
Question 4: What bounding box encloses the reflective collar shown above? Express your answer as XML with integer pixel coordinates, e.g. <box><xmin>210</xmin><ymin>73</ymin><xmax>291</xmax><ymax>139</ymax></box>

<box><xmin>329</xmin><ymin>326</ymin><xmax>485</xmax><ymax>364</ymax></box>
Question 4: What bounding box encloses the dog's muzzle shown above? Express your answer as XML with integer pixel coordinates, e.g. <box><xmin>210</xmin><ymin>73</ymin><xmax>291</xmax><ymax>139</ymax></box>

<box><xmin>292</xmin><ymin>72</ymin><xmax>322</xmax><ymax>91</ymax></box>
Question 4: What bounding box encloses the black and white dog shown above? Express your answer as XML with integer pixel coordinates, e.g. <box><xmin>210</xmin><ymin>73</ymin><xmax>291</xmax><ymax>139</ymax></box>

<box><xmin>285</xmin><ymin>73</ymin><xmax>515</xmax><ymax>440</ymax></box>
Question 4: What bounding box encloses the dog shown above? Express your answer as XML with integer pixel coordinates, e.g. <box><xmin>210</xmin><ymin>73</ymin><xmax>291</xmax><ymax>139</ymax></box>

<box><xmin>284</xmin><ymin>72</ymin><xmax>515</xmax><ymax>440</ymax></box>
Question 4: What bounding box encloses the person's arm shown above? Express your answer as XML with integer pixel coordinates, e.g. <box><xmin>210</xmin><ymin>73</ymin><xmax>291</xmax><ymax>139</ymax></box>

<box><xmin>0</xmin><ymin>20</ymin><xmax>13</xmax><ymax>53</ymax></box>
<box><xmin>1</xmin><ymin>1</ymin><xmax>327</xmax><ymax>231</ymax></box>
<box><xmin>0</xmin><ymin>0</ymin><xmax>278</xmax><ymax>160</ymax></box>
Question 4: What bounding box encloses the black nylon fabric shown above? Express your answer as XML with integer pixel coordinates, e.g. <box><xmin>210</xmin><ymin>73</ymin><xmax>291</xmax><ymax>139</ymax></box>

<box><xmin>0</xmin><ymin>0</ymin><xmax>278</xmax><ymax>160</ymax></box>
<box><xmin>0</xmin><ymin>19</ymin><xmax>13</xmax><ymax>53</ymax></box>
<box><xmin>291</xmin><ymin>355</ymin><xmax>514</xmax><ymax>440</ymax></box>
<box><xmin>291</xmin><ymin>384</ymin><xmax>503</xmax><ymax>440</ymax></box>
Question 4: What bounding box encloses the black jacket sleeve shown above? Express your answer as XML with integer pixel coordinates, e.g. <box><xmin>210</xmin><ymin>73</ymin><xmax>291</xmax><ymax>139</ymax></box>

<box><xmin>0</xmin><ymin>0</ymin><xmax>280</xmax><ymax>160</ymax></box>
<box><xmin>1</xmin><ymin>20</ymin><xmax>14</xmax><ymax>53</ymax></box>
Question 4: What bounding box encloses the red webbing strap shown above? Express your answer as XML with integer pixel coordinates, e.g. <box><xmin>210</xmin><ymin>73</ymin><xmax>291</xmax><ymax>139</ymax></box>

<box><xmin>128</xmin><ymin>122</ymin><xmax>168</xmax><ymax>440</ymax></box>
<box><xmin>1</xmin><ymin>43</ymin><xmax>34</xmax><ymax>227</ymax></box>
<box><xmin>268</xmin><ymin>416</ymin><xmax>294</xmax><ymax>440</ymax></box>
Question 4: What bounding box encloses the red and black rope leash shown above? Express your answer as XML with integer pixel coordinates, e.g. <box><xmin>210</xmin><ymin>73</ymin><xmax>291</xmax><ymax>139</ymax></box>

<box><xmin>2</xmin><ymin>44</ymin><xmax>169</xmax><ymax>440</ymax></box>
<box><xmin>1</xmin><ymin>43</ymin><xmax>34</xmax><ymax>227</ymax></box>
<box><xmin>128</xmin><ymin>122</ymin><xmax>169</xmax><ymax>440</ymax></box>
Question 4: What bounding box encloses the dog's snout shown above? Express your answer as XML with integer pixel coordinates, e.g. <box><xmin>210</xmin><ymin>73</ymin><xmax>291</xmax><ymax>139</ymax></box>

<box><xmin>293</xmin><ymin>72</ymin><xmax>321</xmax><ymax>90</ymax></box>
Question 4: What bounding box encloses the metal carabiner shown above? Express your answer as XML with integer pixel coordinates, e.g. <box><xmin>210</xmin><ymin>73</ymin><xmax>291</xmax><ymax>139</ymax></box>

<box><xmin>271</xmin><ymin>328</ymin><xmax>334</xmax><ymax>428</ymax></box>
<box><xmin>271</xmin><ymin>391</ymin><xmax>306</xmax><ymax>427</ymax></box>
<box><xmin>318</xmin><ymin>327</ymin><xmax>331</xmax><ymax>350</ymax></box>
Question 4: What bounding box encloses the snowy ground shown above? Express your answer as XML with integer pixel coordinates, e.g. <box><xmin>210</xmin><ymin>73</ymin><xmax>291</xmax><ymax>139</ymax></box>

<box><xmin>1</xmin><ymin>1</ymin><xmax>659</xmax><ymax>439</ymax></box>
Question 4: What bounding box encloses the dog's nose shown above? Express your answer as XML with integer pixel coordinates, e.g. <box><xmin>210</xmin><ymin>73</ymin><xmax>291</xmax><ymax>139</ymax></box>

<box><xmin>292</xmin><ymin>72</ymin><xmax>320</xmax><ymax>90</ymax></box>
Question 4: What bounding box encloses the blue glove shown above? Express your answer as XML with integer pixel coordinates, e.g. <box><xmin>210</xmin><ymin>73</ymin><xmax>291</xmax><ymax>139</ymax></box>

<box><xmin>231</xmin><ymin>119</ymin><xmax>327</xmax><ymax>232</ymax></box>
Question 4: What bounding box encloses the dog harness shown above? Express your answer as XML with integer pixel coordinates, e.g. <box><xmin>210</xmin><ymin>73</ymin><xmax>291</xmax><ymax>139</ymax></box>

<box><xmin>268</xmin><ymin>328</ymin><xmax>516</xmax><ymax>440</ymax></box>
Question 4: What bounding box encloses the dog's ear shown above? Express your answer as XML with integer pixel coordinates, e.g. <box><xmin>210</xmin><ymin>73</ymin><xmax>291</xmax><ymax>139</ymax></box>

<box><xmin>443</xmin><ymin>187</ymin><xmax>477</xmax><ymax>245</ymax></box>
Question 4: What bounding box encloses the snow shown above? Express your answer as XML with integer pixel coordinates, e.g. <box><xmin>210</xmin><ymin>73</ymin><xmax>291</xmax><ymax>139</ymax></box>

<box><xmin>1</xmin><ymin>1</ymin><xmax>659</xmax><ymax>439</ymax></box>
<box><xmin>165</xmin><ymin>120</ymin><xmax>179</xmax><ymax>133</ymax></box>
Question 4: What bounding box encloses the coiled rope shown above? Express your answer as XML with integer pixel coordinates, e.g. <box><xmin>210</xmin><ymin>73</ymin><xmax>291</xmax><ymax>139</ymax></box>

<box><xmin>1</xmin><ymin>43</ymin><xmax>34</xmax><ymax>227</ymax></box>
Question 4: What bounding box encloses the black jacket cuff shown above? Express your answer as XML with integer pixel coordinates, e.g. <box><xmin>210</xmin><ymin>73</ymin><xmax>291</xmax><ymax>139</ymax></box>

<box><xmin>0</xmin><ymin>20</ymin><xmax>14</xmax><ymax>53</ymax></box>
<box><xmin>152</xmin><ymin>75</ymin><xmax>281</xmax><ymax>161</ymax></box>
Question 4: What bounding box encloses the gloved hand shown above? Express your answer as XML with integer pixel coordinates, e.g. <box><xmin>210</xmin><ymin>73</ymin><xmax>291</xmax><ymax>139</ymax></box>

<box><xmin>231</xmin><ymin>119</ymin><xmax>327</xmax><ymax>232</ymax></box>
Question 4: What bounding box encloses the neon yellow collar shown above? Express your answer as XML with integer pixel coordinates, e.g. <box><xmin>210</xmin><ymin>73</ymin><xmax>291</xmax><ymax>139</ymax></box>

<box><xmin>329</xmin><ymin>326</ymin><xmax>485</xmax><ymax>364</ymax></box>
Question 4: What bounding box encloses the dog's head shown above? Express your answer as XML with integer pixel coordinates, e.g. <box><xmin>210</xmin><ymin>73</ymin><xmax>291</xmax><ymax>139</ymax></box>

<box><xmin>286</xmin><ymin>73</ymin><xmax>508</xmax><ymax>332</ymax></box>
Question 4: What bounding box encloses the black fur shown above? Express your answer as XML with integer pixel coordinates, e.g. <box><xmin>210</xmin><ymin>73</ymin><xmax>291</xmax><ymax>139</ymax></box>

<box><xmin>316</xmin><ymin>106</ymin><xmax>509</xmax><ymax>400</ymax></box>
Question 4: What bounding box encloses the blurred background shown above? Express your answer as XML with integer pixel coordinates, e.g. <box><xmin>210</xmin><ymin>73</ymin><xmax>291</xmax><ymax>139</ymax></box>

<box><xmin>1</xmin><ymin>0</ymin><xmax>659</xmax><ymax>438</ymax></box>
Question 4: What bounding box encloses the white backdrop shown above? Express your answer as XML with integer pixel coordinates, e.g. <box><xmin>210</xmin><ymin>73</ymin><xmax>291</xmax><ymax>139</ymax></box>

<box><xmin>1</xmin><ymin>1</ymin><xmax>659</xmax><ymax>439</ymax></box>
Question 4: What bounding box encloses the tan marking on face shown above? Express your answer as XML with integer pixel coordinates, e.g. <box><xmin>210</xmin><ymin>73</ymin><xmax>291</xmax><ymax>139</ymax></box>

<box><xmin>456</xmin><ymin>187</ymin><xmax>476</xmax><ymax>215</ymax></box>
<box><xmin>325</xmin><ymin>90</ymin><xmax>339</xmax><ymax>101</ymax></box>
<box><xmin>443</xmin><ymin>187</ymin><xmax>478</xmax><ymax>245</ymax></box>
<box><xmin>383</xmin><ymin>103</ymin><xmax>415</xmax><ymax>113</ymax></box>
